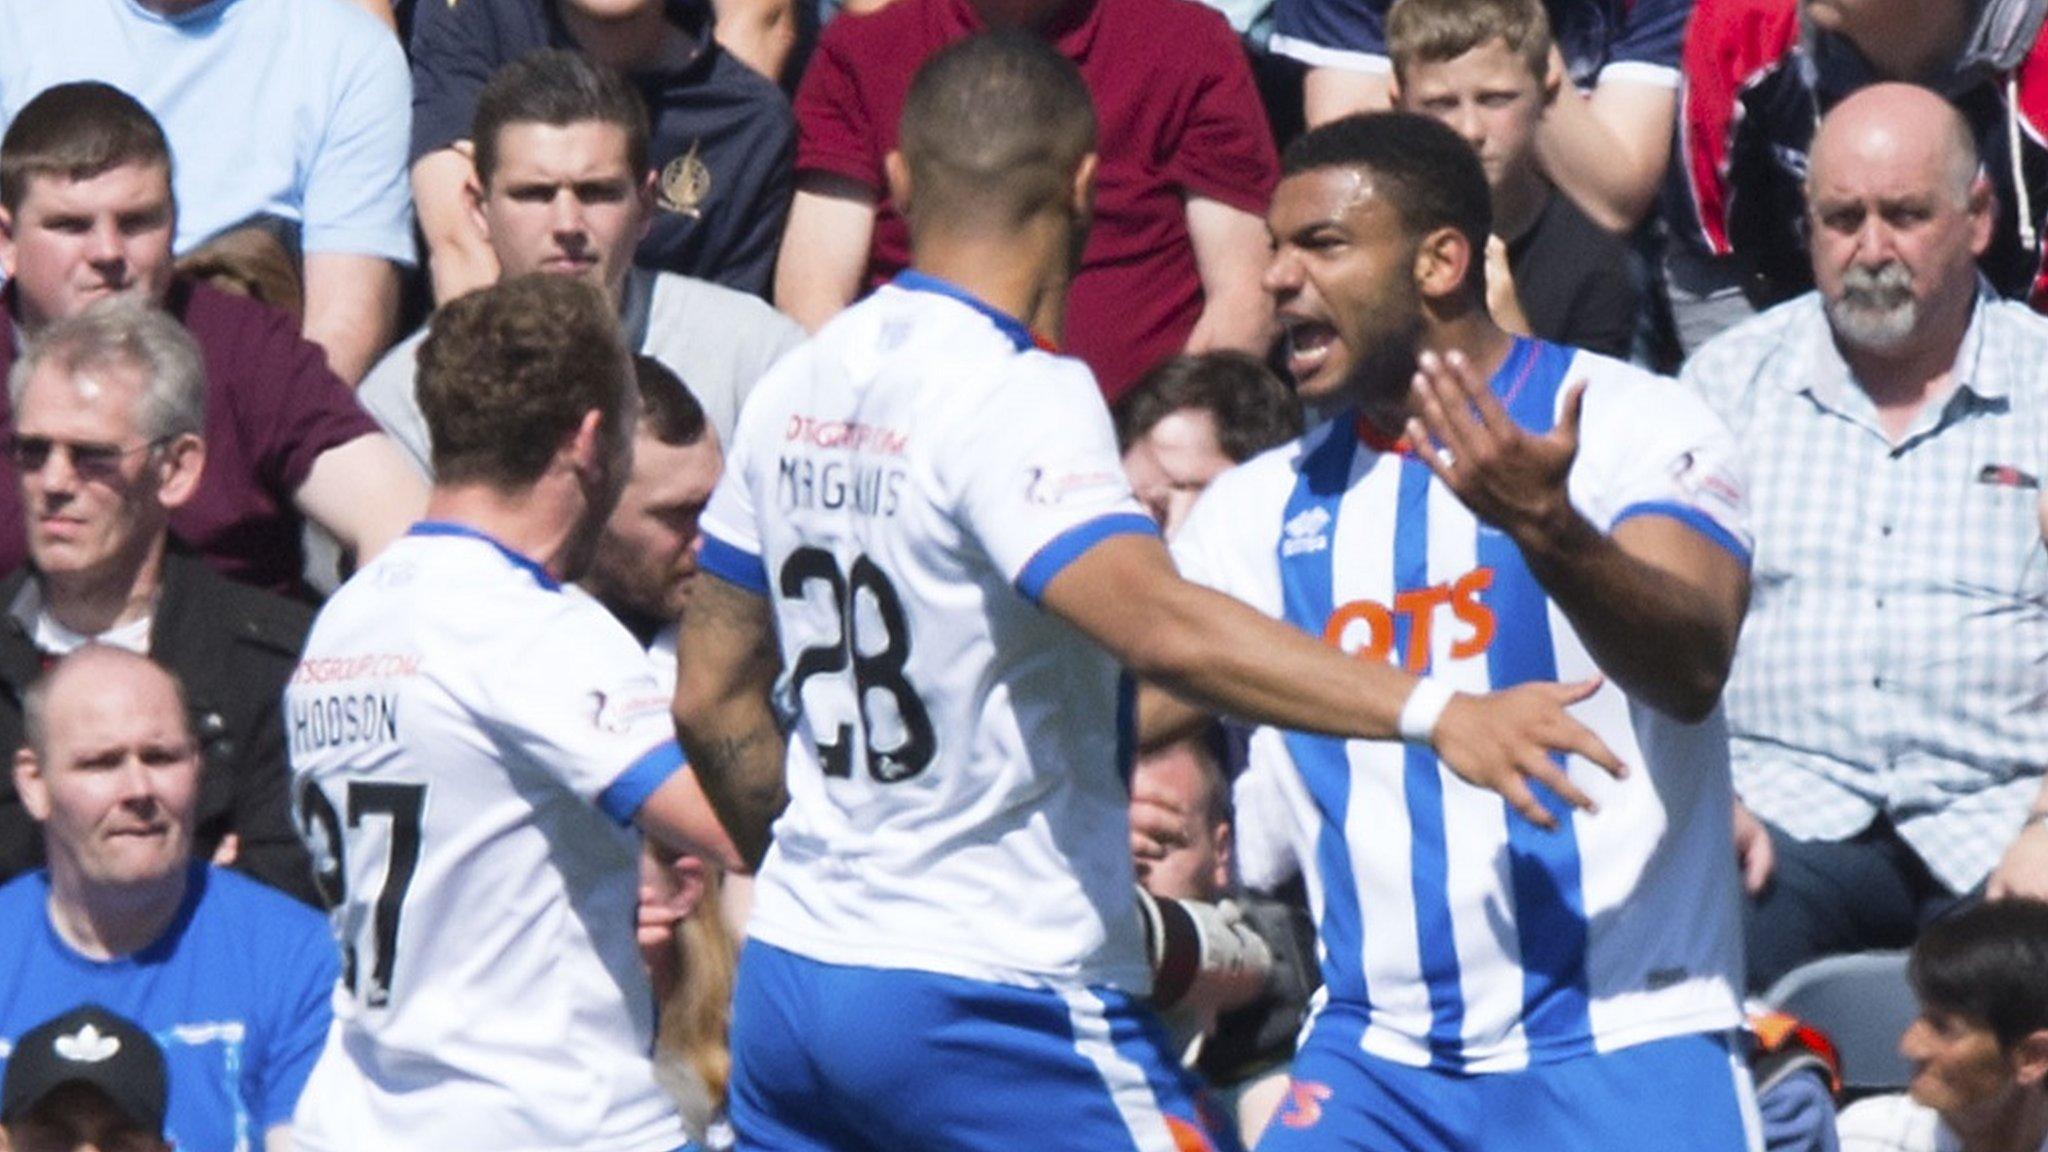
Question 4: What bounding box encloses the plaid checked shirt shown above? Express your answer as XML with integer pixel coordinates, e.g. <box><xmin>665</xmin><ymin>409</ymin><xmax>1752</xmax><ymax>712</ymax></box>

<box><xmin>1681</xmin><ymin>288</ymin><xmax>2048</xmax><ymax>893</ymax></box>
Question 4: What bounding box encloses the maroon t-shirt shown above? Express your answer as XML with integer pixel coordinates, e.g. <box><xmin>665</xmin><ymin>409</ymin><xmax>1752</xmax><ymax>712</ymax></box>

<box><xmin>793</xmin><ymin>0</ymin><xmax>1278</xmax><ymax>401</ymax></box>
<box><xmin>0</xmin><ymin>281</ymin><xmax>381</xmax><ymax>597</ymax></box>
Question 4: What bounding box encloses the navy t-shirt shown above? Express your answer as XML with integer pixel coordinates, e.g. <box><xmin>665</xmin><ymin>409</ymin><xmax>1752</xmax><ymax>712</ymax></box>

<box><xmin>409</xmin><ymin>0</ymin><xmax>794</xmax><ymax>297</ymax></box>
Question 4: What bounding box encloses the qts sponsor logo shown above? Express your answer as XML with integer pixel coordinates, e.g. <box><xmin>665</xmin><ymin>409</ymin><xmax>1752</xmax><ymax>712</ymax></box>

<box><xmin>1322</xmin><ymin>568</ymin><xmax>1496</xmax><ymax>672</ymax></box>
<box><xmin>1277</xmin><ymin>1079</ymin><xmax>1334</xmax><ymax>1130</ymax></box>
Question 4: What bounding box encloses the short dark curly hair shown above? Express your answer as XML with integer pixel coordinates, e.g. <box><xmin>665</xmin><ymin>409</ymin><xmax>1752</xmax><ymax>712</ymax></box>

<box><xmin>419</xmin><ymin>274</ymin><xmax>633</xmax><ymax>489</ymax></box>
<box><xmin>1281</xmin><ymin>112</ymin><xmax>1492</xmax><ymax>297</ymax></box>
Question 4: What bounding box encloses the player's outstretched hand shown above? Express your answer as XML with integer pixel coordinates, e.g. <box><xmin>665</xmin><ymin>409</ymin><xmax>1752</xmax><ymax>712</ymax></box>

<box><xmin>1405</xmin><ymin>348</ymin><xmax>1582</xmax><ymax>541</ymax></box>
<box><xmin>1430</xmin><ymin>678</ymin><xmax>1626</xmax><ymax>830</ymax></box>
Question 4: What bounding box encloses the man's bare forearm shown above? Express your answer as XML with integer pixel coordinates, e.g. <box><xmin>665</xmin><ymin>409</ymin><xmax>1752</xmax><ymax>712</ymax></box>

<box><xmin>673</xmin><ymin>572</ymin><xmax>789</xmax><ymax>870</ymax></box>
<box><xmin>682</xmin><ymin>719</ymin><xmax>788</xmax><ymax>871</ymax></box>
<box><xmin>1513</xmin><ymin>511</ymin><xmax>1746</xmax><ymax>723</ymax></box>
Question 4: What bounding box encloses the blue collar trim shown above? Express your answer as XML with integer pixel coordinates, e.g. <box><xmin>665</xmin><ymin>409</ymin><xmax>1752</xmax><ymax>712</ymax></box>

<box><xmin>893</xmin><ymin>270</ymin><xmax>1036</xmax><ymax>352</ymax></box>
<box><xmin>407</xmin><ymin>521</ymin><xmax>560</xmax><ymax>591</ymax></box>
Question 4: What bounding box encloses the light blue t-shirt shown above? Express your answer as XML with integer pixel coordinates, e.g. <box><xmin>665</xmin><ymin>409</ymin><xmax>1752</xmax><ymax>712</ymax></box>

<box><xmin>0</xmin><ymin>0</ymin><xmax>414</xmax><ymax>263</ymax></box>
<box><xmin>0</xmin><ymin>865</ymin><xmax>338</xmax><ymax>1152</ymax></box>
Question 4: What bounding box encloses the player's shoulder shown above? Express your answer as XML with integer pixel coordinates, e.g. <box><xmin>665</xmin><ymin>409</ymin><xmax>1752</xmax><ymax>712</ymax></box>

<box><xmin>1557</xmin><ymin>343</ymin><xmax>1679</xmax><ymax>402</ymax></box>
<box><xmin>838</xmin><ymin>280</ymin><xmax>1100</xmax><ymax>406</ymax></box>
<box><xmin>312</xmin><ymin>531</ymin><xmax>591</xmax><ymax>649</ymax></box>
<box><xmin>1180</xmin><ymin>421</ymin><xmax>1330</xmax><ymax>536</ymax></box>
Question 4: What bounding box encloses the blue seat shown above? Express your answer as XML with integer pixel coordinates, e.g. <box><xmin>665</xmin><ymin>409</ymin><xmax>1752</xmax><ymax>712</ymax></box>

<box><xmin>1763</xmin><ymin>950</ymin><xmax>1917</xmax><ymax>1096</ymax></box>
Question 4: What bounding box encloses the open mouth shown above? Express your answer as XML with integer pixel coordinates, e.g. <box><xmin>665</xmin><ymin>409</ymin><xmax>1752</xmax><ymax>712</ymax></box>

<box><xmin>1283</xmin><ymin>319</ymin><xmax>1339</xmax><ymax>383</ymax></box>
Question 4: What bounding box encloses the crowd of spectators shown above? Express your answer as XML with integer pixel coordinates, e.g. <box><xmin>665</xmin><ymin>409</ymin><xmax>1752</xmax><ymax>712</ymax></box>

<box><xmin>0</xmin><ymin>0</ymin><xmax>2042</xmax><ymax>1147</ymax></box>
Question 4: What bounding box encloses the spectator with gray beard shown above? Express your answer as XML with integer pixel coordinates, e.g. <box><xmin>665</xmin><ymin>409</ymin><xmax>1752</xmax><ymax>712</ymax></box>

<box><xmin>1682</xmin><ymin>84</ymin><xmax>2048</xmax><ymax>990</ymax></box>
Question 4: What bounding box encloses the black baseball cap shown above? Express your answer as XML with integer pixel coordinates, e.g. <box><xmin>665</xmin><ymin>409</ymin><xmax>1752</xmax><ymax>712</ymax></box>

<box><xmin>2</xmin><ymin>1004</ymin><xmax>167</xmax><ymax>1136</ymax></box>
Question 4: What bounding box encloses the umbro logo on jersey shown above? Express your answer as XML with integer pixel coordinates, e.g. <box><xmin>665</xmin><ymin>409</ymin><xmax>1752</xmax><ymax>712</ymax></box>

<box><xmin>53</xmin><ymin>1024</ymin><xmax>120</xmax><ymax>1064</ymax></box>
<box><xmin>1281</xmin><ymin>507</ymin><xmax>1331</xmax><ymax>557</ymax></box>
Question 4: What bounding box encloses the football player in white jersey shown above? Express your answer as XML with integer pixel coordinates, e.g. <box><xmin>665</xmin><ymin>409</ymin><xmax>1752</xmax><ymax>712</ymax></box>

<box><xmin>673</xmin><ymin>34</ymin><xmax>1630</xmax><ymax>1152</ymax></box>
<box><xmin>1167</xmin><ymin>112</ymin><xmax>1762</xmax><ymax>1150</ymax></box>
<box><xmin>286</xmin><ymin>276</ymin><xmax>733</xmax><ymax>1152</ymax></box>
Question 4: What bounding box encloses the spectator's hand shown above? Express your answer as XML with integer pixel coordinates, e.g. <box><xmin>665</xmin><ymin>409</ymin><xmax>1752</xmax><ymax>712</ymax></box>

<box><xmin>211</xmin><ymin>833</ymin><xmax>241</xmax><ymax>867</ymax></box>
<box><xmin>1130</xmin><ymin>778</ymin><xmax>1193</xmax><ymax>885</ymax></box>
<box><xmin>637</xmin><ymin>849</ymin><xmax>710</xmax><ymax>1002</ymax></box>
<box><xmin>1406</xmin><ymin>350</ymin><xmax>1582</xmax><ymax>546</ymax></box>
<box><xmin>1988</xmin><ymin>818</ymin><xmax>2048</xmax><ymax>901</ymax></box>
<box><xmin>1430</xmin><ymin>678</ymin><xmax>1626</xmax><ymax>830</ymax></box>
<box><xmin>1485</xmin><ymin>236</ymin><xmax>1533</xmax><ymax>338</ymax></box>
<box><xmin>1732</xmin><ymin>798</ymin><xmax>1774</xmax><ymax>896</ymax></box>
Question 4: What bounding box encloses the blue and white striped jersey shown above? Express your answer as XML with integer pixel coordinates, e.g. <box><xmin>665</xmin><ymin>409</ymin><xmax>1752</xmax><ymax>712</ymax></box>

<box><xmin>1173</xmin><ymin>338</ymin><xmax>1751</xmax><ymax>1072</ymax></box>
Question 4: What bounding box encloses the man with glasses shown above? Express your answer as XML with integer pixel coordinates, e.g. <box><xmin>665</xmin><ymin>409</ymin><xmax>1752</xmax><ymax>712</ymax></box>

<box><xmin>0</xmin><ymin>80</ymin><xmax>424</xmax><ymax>599</ymax></box>
<box><xmin>0</xmin><ymin>298</ymin><xmax>321</xmax><ymax>907</ymax></box>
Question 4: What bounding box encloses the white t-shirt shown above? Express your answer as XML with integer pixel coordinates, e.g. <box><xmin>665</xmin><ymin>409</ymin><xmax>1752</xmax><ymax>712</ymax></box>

<box><xmin>286</xmin><ymin>525</ymin><xmax>688</xmax><ymax>1152</ymax></box>
<box><xmin>1834</xmin><ymin>1092</ymin><xmax>2048</xmax><ymax>1152</ymax></box>
<box><xmin>1172</xmin><ymin>338</ymin><xmax>1753</xmax><ymax>1072</ymax></box>
<box><xmin>698</xmin><ymin>272</ymin><xmax>1159</xmax><ymax>991</ymax></box>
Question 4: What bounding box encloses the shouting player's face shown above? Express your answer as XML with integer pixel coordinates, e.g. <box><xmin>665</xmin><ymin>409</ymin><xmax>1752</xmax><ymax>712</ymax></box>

<box><xmin>474</xmin><ymin>119</ymin><xmax>653</xmax><ymax>307</ymax></box>
<box><xmin>16</xmin><ymin>656</ymin><xmax>200</xmax><ymax>893</ymax></box>
<box><xmin>1264</xmin><ymin>165</ymin><xmax>1426</xmax><ymax>410</ymax></box>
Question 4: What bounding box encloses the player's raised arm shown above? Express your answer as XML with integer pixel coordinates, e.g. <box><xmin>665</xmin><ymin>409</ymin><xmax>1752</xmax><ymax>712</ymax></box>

<box><xmin>1044</xmin><ymin>533</ymin><xmax>1623</xmax><ymax>830</ymax></box>
<box><xmin>1406</xmin><ymin>349</ymin><xmax>1750</xmax><ymax>723</ymax></box>
<box><xmin>672</xmin><ymin>569</ymin><xmax>788</xmax><ymax>870</ymax></box>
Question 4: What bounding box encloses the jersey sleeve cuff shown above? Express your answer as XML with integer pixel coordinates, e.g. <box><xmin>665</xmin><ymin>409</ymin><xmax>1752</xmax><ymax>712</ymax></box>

<box><xmin>597</xmin><ymin>741</ymin><xmax>688</xmax><ymax>826</ymax></box>
<box><xmin>1014</xmin><ymin>512</ymin><xmax>1161</xmax><ymax>603</ymax></box>
<box><xmin>699</xmin><ymin>532</ymin><xmax>770</xmax><ymax>596</ymax></box>
<box><xmin>1612</xmin><ymin>501</ymin><xmax>1753</xmax><ymax>568</ymax></box>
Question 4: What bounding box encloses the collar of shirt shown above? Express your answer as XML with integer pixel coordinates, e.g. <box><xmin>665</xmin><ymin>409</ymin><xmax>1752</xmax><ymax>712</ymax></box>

<box><xmin>1784</xmin><ymin>283</ymin><xmax>2008</xmax><ymax>438</ymax></box>
<box><xmin>8</xmin><ymin>578</ymin><xmax>153</xmax><ymax>658</ymax></box>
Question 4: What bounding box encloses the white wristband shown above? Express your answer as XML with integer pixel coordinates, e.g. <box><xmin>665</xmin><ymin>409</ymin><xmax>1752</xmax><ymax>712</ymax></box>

<box><xmin>1398</xmin><ymin>678</ymin><xmax>1457</xmax><ymax>744</ymax></box>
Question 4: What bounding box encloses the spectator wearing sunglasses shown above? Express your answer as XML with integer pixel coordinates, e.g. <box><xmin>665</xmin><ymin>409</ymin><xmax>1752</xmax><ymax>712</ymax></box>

<box><xmin>0</xmin><ymin>298</ymin><xmax>320</xmax><ymax>907</ymax></box>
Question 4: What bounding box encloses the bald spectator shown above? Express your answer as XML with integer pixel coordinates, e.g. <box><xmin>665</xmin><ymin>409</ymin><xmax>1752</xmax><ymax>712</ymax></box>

<box><xmin>362</xmin><ymin>51</ymin><xmax>800</xmax><ymax>470</ymax></box>
<box><xmin>0</xmin><ymin>82</ymin><xmax>424</xmax><ymax>599</ymax></box>
<box><xmin>0</xmin><ymin>300</ymin><xmax>317</xmax><ymax>906</ymax></box>
<box><xmin>0</xmin><ymin>0</ymin><xmax>414</xmax><ymax>385</ymax></box>
<box><xmin>773</xmin><ymin>0</ymin><xmax>1281</xmax><ymax>402</ymax></box>
<box><xmin>0</xmin><ymin>647</ymin><xmax>335</xmax><ymax>1152</ymax></box>
<box><xmin>1670</xmin><ymin>0</ymin><xmax>2048</xmax><ymax>351</ymax></box>
<box><xmin>1683</xmin><ymin>85</ymin><xmax>2048</xmax><ymax>989</ymax></box>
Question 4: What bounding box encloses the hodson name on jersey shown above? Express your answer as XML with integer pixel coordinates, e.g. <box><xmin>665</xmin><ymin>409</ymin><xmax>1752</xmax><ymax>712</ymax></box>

<box><xmin>290</xmin><ymin>690</ymin><xmax>400</xmax><ymax>756</ymax></box>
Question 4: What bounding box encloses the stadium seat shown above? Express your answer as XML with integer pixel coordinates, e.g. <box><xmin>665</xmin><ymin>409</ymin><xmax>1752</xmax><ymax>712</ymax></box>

<box><xmin>1763</xmin><ymin>951</ymin><xmax>1917</xmax><ymax>1097</ymax></box>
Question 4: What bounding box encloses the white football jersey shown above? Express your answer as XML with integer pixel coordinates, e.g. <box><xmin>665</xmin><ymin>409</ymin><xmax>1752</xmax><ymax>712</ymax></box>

<box><xmin>1172</xmin><ymin>339</ymin><xmax>1752</xmax><ymax>1072</ymax></box>
<box><xmin>698</xmin><ymin>273</ymin><xmax>1158</xmax><ymax>991</ymax></box>
<box><xmin>286</xmin><ymin>526</ymin><xmax>689</xmax><ymax>1152</ymax></box>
